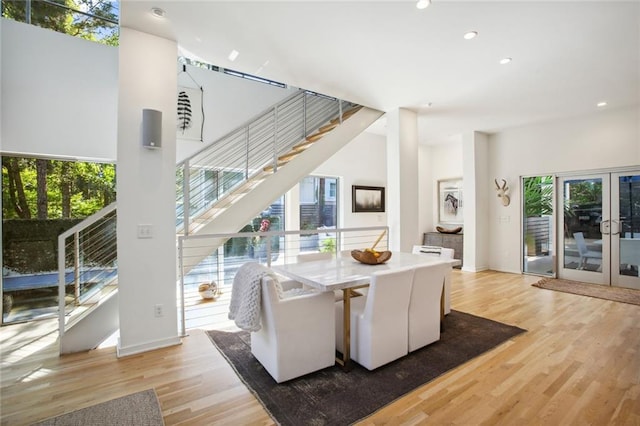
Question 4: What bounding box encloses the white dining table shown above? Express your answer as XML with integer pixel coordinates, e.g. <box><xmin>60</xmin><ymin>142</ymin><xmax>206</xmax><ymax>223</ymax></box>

<box><xmin>273</xmin><ymin>251</ymin><xmax>459</xmax><ymax>369</ymax></box>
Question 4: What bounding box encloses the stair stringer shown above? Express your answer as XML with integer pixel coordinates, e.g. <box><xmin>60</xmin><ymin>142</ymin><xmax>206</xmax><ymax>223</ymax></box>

<box><xmin>180</xmin><ymin>106</ymin><xmax>384</xmax><ymax>273</ymax></box>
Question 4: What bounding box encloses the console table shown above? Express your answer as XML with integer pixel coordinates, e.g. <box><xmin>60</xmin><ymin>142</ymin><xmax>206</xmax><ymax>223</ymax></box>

<box><xmin>423</xmin><ymin>232</ymin><xmax>463</xmax><ymax>268</ymax></box>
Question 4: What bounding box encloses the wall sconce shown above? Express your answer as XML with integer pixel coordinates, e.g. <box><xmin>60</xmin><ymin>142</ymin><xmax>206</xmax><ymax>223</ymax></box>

<box><xmin>142</xmin><ymin>109</ymin><xmax>162</xmax><ymax>149</ymax></box>
<box><xmin>494</xmin><ymin>178</ymin><xmax>510</xmax><ymax>206</ymax></box>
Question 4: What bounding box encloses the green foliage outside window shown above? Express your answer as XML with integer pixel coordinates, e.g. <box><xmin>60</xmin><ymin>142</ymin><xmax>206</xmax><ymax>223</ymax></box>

<box><xmin>1</xmin><ymin>0</ymin><xmax>119</xmax><ymax>46</ymax></box>
<box><xmin>2</xmin><ymin>156</ymin><xmax>116</xmax><ymax>219</ymax></box>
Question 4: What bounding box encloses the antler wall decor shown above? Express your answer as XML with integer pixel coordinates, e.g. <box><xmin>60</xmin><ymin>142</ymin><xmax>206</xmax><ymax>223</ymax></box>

<box><xmin>494</xmin><ymin>178</ymin><xmax>510</xmax><ymax>206</ymax></box>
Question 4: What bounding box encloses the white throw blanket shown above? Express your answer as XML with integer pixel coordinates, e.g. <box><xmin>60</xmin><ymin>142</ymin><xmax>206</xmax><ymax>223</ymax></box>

<box><xmin>228</xmin><ymin>262</ymin><xmax>277</xmax><ymax>331</ymax></box>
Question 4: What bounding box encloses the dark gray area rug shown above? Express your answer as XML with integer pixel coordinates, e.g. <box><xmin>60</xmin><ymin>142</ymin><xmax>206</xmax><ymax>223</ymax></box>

<box><xmin>207</xmin><ymin>310</ymin><xmax>525</xmax><ymax>426</ymax></box>
<box><xmin>33</xmin><ymin>389</ymin><xmax>164</xmax><ymax>426</ymax></box>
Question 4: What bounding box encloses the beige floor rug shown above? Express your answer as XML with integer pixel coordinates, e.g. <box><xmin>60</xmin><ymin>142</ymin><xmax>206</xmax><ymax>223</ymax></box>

<box><xmin>33</xmin><ymin>389</ymin><xmax>164</xmax><ymax>426</ymax></box>
<box><xmin>533</xmin><ymin>278</ymin><xmax>640</xmax><ymax>306</ymax></box>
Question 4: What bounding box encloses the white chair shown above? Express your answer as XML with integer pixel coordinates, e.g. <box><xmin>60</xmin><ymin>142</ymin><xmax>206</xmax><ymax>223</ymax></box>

<box><xmin>251</xmin><ymin>275</ymin><xmax>336</xmax><ymax>383</ymax></box>
<box><xmin>408</xmin><ymin>263</ymin><xmax>448</xmax><ymax>352</ymax></box>
<box><xmin>411</xmin><ymin>245</ymin><xmax>453</xmax><ymax>315</ymax></box>
<box><xmin>335</xmin><ymin>267</ymin><xmax>414</xmax><ymax>370</ymax></box>
<box><xmin>573</xmin><ymin>232</ymin><xmax>602</xmax><ymax>270</ymax></box>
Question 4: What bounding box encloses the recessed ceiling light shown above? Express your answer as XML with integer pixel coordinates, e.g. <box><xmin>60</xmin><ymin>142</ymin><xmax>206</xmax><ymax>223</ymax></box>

<box><xmin>416</xmin><ymin>0</ymin><xmax>431</xmax><ymax>10</ymax></box>
<box><xmin>150</xmin><ymin>7</ymin><xmax>166</xmax><ymax>18</ymax></box>
<box><xmin>499</xmin><ymin>57</ymin><xmax>512</xmax><ymax>65</ymax></box>
<box><xmin>463</xmin><ymin>31</ymin><xmax>478</xmax><ymax>40</ymax></box>
<box><xmin>228</xmin><ymin>50</ymin><xmax>239</xmax><ymax>61</ymax></box>
<box><xmin>597</xmin><ymin>101</ymin><xmax>608</xmax><ymax>107</ymax></box>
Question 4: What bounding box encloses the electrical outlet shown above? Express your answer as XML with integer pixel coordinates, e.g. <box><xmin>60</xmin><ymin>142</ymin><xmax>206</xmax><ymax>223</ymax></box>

<box><xmin>154</xmin><ymin>304</ymin><xmax>163</xmax><ymax>317</ymax></box>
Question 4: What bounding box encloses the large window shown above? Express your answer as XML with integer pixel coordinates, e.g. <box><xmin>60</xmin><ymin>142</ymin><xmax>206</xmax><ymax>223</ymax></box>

<box><xmin>1</xmin><ymin>0</ymin><xmax>119</xmax><ymax>46</ymax></box>
<box><xmin>522</xmin><ymin>175</ymin><xmax>554</xmax><ymax>276</ymax></box>
<box><xmin>2</xmin><ymin>155</ymin><xmax>116</xmax><ymax>324</ymax></box>
<box><xmin>299</xmin><ymin>176</ymin><xmax>338</xmax><ymax>252</ymax></box>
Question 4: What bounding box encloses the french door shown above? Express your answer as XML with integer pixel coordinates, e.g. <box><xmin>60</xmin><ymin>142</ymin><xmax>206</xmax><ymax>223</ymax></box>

<box><xmin>558</xmin><ymin>171</ymin><xmax>640</xmax><ymax>289</ymax></box>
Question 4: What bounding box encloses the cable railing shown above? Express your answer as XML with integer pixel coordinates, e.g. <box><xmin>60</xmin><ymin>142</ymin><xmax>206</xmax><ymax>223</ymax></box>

<box><xmin>57</xmin><ymin>202</ymin><xmax>118</xmax><ymax>337</ymax></box>
<box><xmin>177</xmin><ymin>225</ymin><xmax>390</xmax><ymax>335</ymax></box>
<box><xmin>176</xmin><ymin>90</ymin><xmax>359</xmax><ymax>234</ymax></box>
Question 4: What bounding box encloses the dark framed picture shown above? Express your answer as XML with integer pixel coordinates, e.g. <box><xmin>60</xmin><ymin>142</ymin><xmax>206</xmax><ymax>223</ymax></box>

<box><xmin>352</xmin><ymin>185</ymin><xmax>385</xmax><ymax>213</ymax></box>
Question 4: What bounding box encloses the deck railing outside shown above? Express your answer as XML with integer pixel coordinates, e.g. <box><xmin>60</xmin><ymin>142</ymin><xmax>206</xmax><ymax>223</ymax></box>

<box><xmin>177</xmin><ymin>226</ymin><xmax>389</xmax><ymax>335</ymax></box>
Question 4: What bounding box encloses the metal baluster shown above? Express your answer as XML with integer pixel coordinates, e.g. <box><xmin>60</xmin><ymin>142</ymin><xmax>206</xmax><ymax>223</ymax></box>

<box><xmin>245</xmin><ymin>126</ymin><xmax>250</xmax><ymax>180</ymax></box>
<box><xmin>178</xmin><ymin>237</ymin><xmax>187</xmax><ymax>337</ymax></box>
<box><xmin>26</xmin><ymin>0</ymin><xmax>31</xmax><ymax>23</ymax></box>
<box><xmin>74</xmin><ymin>232</ymin><xmax>80</xmax><ymax>304</ymax></box>
<box><xmin>273</xmin><ymin>107</ymin><xmax>279</xmax><ymax>173</ymax></box>
<box><xmin>303</xmin><ymin>93</ymin><xmax>308</xmax><ymax>138</ymax></box>
<box><xmin>182</xmin><ymin>161</ymin><xmax>190</xmax><ymax>235</ymax></box>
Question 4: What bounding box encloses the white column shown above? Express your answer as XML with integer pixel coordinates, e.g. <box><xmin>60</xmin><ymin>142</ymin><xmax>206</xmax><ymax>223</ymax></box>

<box><xmin>116</xmin><ymin>28</ymin><xmax>180</xmax><ymax>356</ymax></box>
<box><xmin>386</xmin><ymin>109</ymin><xmax>420</xmax><ymax>252</ymax></box>
<box><xmin>462</xmin><ymin>131</ymin><xmax>490</xmax><ymax>272</ymax></box>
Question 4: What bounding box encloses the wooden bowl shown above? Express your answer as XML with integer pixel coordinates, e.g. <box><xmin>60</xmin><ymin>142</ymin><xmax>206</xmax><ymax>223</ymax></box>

<box><xmin>351</xmin><ymin>249</ymin><xmax>392</xmax><ymax>265</ymax></box>
<box><xmin>436</xmin><ymin>226</ymin><xmax>462</xmax><ymax>234</ymax></box>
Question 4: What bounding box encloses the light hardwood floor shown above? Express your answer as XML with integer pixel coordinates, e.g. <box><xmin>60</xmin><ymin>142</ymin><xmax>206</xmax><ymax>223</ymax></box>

<box><xmin>1</xmin><ymin>270</ymin><xmax>639</xmax><ymax>425</ymax></box>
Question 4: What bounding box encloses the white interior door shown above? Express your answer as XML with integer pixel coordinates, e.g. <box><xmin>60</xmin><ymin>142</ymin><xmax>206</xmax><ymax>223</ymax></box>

<box><xmin>558</xmin><ymin>171</ymin><xmax>640</xmax><ymax>289</ymax></box>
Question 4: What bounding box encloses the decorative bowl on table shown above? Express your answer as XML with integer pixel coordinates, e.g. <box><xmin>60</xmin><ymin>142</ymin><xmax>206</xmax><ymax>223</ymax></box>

<box><xmin>351</xmin><ymin>249</ymin><xmax>392</xmax><ymax>265</ymax></box>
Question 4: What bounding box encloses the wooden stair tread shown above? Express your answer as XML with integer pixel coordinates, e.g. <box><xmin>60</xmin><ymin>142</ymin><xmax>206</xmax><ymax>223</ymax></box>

<box><xmin>319</xmin><ymin>122</ymin><xmax>339</xmax><ymax>133</ymax></box>
<box><xmin>292</xmin><ymin>139</ymin><xmax>314</xmax><ymax>151</ymax></box>
<box><xmin>305</xmin><ymin>133</ymin><xmax>324</xmax><ymax>142</ymax></box>
<box><xmin>278</xmin><ymin>151</ymin><xmax>298</xmax><ymax>162</ymax></box>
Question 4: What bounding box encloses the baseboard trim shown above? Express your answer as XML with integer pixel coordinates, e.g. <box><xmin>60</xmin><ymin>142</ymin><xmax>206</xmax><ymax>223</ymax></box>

<box><xmin>117</xmin><ymin>335</ymin><xmax>182</xmax><ymax>358</ymax></box>
<box><xmin>461</xmin><ymin>266</ymin><xmax>489</xmax><ymax>273</ymax></box>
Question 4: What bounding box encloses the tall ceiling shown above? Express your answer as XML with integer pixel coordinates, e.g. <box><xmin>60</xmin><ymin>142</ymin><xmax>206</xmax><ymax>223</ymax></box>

<box><xmin>121</xmin><ymin>0</ymin><xmax>640</xmax><ymax>145</ymax></box>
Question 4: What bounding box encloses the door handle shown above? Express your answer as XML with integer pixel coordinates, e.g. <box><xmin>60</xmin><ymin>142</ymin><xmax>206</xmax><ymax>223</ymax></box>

<box><xmin>611</xmin><ymin>220</ymin><xmax>621</xmax><ymax>236</ymax></box>
<box><xmin>600</xmin><ymin>219</ymin><xmax>610</xmax><ymax>235</ymax></box>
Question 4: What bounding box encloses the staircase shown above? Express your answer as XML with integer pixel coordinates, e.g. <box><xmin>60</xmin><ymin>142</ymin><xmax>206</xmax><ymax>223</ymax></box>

<box><xmin>58</xmin><ymin>89</ymin><xmax>382</xmax><ymax>353</ymax></box>
<box><xmin>176</xmin><ymin>91</ymin><xmax>382</xmax><ymax>272</ymax></box>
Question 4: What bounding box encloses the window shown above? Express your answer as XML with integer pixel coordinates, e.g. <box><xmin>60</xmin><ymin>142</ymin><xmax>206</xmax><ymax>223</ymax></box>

<box><xmin>2</xmin><ymin>155</ymin><xmax>116</xmax><ymax>324</ymax></box>
<box><xmin>1</xmin><ymin>0</ymin><xmax>120</xmax><ymax>46</ymax></box>
<box><xmin>299</xmin><ymin>176</ymin><xmax>338</xmax><ymax>252</ymax></box>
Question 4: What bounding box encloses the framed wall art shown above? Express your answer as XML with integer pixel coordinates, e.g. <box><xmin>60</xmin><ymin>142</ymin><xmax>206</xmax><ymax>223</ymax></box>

<box><xmin>176</xmin><ymin>86</ymin><xmax>204</xmax><ymax>142</ymax></box>
<box><xmin>352</xmin><ymin>185</ymin><xmax>385</xmax><ymax>213</ymax></box>
<box><xmin>438</xmin><ymin>178</ymin><xmax>463</xmax><ymax>224</ymax></box>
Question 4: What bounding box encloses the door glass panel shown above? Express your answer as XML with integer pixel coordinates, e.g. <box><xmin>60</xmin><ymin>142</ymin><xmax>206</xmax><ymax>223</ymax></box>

<box><xmin>562</xmin><ymin>178</ymin><xmax>603</xmax><ymax>272</ymax></box>
<box><xmin>522</xmin><ymin>176</ymin><xmax>554</xmax><ymax>275</ymax></box>
<box><xmin>618</xmin><ymin>175</ymin><xmax>640</xmax><ymax>277</ymax></box>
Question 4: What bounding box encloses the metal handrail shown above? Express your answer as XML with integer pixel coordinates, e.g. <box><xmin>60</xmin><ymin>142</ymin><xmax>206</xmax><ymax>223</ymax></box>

<box><xmin>176</xmin><ymin>90</ymin><xmax>358</xmax><ymax>234</ymax></box>
<box><xmin>58</xmin><ymin>202</ymin><xmax>118</xmax><ymax>336</ymax></box>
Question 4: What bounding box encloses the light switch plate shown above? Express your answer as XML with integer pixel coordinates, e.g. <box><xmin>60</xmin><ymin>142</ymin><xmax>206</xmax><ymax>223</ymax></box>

<box><xmin>137</xmin><ymin>224</ymin><xmax>153</xmax><ymax>239</ymax></box>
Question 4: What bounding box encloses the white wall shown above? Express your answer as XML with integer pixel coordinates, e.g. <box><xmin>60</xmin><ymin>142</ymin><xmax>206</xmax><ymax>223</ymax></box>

<box><xmin>488</xmin><ymin>105</ymin><xmax>640</xmax><ymax>273</ymax></box>
<box><xmin>1</xmin><ymin>19</ymin><xmax>118</xmax><ymax>160</ymax></box>
<box><xmin>386</xmin><ymin>109</ymin><xmax>420</xmax><ymax>252</ymax></box>
<box><xmin>176</xmin><ymin>64</ymin><xmax>297</xmax><ymax>161</ymax></box>
<box><xmin>462</xmin><ymin>131</ymin><xmax>490</xmax><ymax>272</ymax></box>
<box><xmin>311</xmin><ymin>131</ymin><xmax>387</xmax><ymax>230</ymax></box>
<box><xmin>0</xmin><ymin>19</ymin><xmax>297</xmax><ymax>163</ymax></box>
<box><xmin>116</xmin><ymin>28</ymin><xmax>180</xmax><ymax>357</ymax></box>
<box><xmin>420</xmin><ymin>139</ymin><xmax>464</xmax><ymax>237</ymax></box>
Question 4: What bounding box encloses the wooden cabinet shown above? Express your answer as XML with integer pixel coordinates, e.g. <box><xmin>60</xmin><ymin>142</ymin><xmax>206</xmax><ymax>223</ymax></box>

<box><xmin>423</xmin><ymin>232</ymin><xmax>463</xmax><ymax>268</ymax></box>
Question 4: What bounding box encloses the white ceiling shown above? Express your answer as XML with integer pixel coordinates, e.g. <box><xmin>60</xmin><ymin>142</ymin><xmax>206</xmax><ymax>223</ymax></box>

<box><xmin>121</xmin><ymin>0</ymin><xmax>640</xmax><ymax>145</ymax></box>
